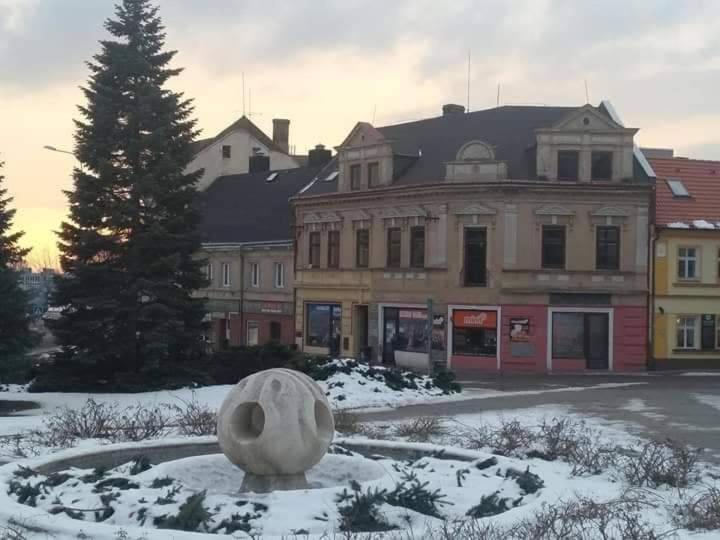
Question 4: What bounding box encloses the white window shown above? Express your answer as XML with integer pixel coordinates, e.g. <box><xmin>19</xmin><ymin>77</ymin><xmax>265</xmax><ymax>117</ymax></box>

<box><xmin>667</xmin><ymin>178</ymin><xmax>690</xmax><ymax>197</ymax></box>
<box><xmin>678</xmin><ymin>247</ymin><xmax>698</xmax><ymax>280</ymax></box>
<box><xmin>250</xmin><ymin>263</ymin><xmax>260</xmax><ymax>287</ymax></box>
<box><xmin>247</xmin><ymin>321</ymin><xmax>259</xmax><ymax>346</ymax></box>
<box><xmin>676</xmin><ymin>316</ymin><xmax>698</xmax><ymax>349</ymax></box>
<box><xmin>205</xmin><ymin>263</ymin><xmax>213</xmax><ymax>283</ymax></box>
<box><xmin>222</xmin><ymin>263</ymin><xmax>231</xmax><ymax>287</ymax></box>
<box><xmin>274</xmin><ymin>262</ymin><xmax>285</xmax><ymax>288</ymax></box>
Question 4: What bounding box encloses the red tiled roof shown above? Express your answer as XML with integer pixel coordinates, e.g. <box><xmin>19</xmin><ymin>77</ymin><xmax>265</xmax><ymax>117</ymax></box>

<box><xmin>649</xmin><ymin>157</ymin><xmax>720</xmax><ymax>228</ymax></box>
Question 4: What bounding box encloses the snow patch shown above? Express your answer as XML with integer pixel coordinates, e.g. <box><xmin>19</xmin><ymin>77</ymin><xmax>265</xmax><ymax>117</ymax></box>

<box><xmin>693</xmin><ymin>219</ymin><xmax>716</xmax><ymax>230</ymax></box>
<box><xmin>667</xmin><ymin>221</ymin><xmax>690</xmax><ymax>229</ymax></box>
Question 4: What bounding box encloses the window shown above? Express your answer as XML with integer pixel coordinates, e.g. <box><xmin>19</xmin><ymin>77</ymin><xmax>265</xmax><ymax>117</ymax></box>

<box><xmin>269</xmin><ymin>321</ymin><xmax>282</xmax><ymax>342</ymax></box>
<box><xmin>368</xmin><ymin>162</ymin><xmax>379</xmax><ymax>187</ymax></box>
<box><xmin>557</xmin><ymin>150</ymin><xmax>579</xmax><ymax>181</ymax></box>
<box><xmin>221</xmin><ymin>263</ymin><xmax>231</xmax><ymax>287</ymax></box>
<box><xmin>250</xmin><ymin>262</ymin><xmax>259</xmax><ymax>287</ymax></box>
<box><xmin>701</xmin><ymin>315</ymin><xmax>716</xmax><ymax>350</ymax></box>
<box><xmin>676</xmin><ymin>316</ymin><xmax>698</xmax><ymax>349</ymax></box>
<box><xmin>246</xmin><ymin>321</ymin><xmax>259</xmax><ymax>346</ymax></box>
<box><xmin>273</xmin><ymin>262</ymin><xmax>285</xmax><ymax>288</ymax></box>
<box><xmin>327</xmin><ymin>230</ymin><xmax>340</xmax><ymax>268</ymax></box>
<box><xmin>452</xmin><ymin>310</ymin><xmax>497</xmax><ymax>356</ymax></box>
<box><xmin>222</xmin><ymin>145</ymin><xmax>231</xmax><ymax>158</ymax></box>
<box><xmin>309</xmin><ymin>232</ymin><xmax>321</xmax><ymax>267</ymax></box>
<box><xmin>410</xmin><ymin>226</ymin><xmax>425</xmax><ymax>268</ymax></box>
<box><xmin>542</xmin><ymin>226</ymin><xmax>566</xmax><ymax>269</ymax></box>
<box><xmin>350</xmin><ymin>164</ymin><xmax>361</xmax><ymax>191</ymax></box>
<box><xmin>387</xmin><ymin>228</ymin><xmax>402</xmax><ymax>267</ymax></box>
<box><xmin>552</xmin><ymin>312</ymin><xmax>585</xmax><ymax>358</ymax></box>
<box><xmin>678</xmin><ymin>247</ymin><xmax>698</xmax><ymax>280</ymax></box>
<box><xmin>205</xmin><ymin>263</ymin><xmax>213</xmax><ymax>283</ymax></box>
<box><xmin>596</xmin><ymin>226</ymin><xmax>620</xmax><ymax>270</ymax></box>
<box><xmin>356</xmin><ymin>229</ymin><xmax>369</xmax><ymax>268</ymax></box>
<box><xmin>306</xmin><ymin>303</ymin><xmax>342</xmax><ymax>349</ymax></box>
<box><xmin>667</xmin><ymin>178</ymin><xmax>690</xmax><ymax>198</ymax></box>
<box><xmin>591</xmin><ymin>151</ymin><xmax>612</xmax><ymax>181</ymax></box>
<box><xmin>464</xmin><ymin>228</ymin><xmax>487</xmax><ymax>286</ymax></box>
<box><xmin>717</xmin><ymin>248</ymin><xmax>720</xmax><ymax>279</ymax></box>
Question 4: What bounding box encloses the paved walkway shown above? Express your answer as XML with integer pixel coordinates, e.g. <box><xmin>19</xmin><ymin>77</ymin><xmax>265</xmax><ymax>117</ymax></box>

<box><xmin>359</xmin><ymin>373</ymin><xmax>720</xmax><ymax>461</ymax></box>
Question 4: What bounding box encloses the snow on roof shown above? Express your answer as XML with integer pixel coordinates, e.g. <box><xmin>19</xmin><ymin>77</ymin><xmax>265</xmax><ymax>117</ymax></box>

<box><xmin>693</xmin><ymin>219</ymin><xmax>716</xmax><ymax>230</ymax></box>
<box><xmin>667</xmin><ymin>222</ymin><xmax>690</xmax><ymax>229</ymax></box>
<box><xmin>664</xmin><ymin>220</ymin><xmax>720</xmax><ymax>230</ymax></box>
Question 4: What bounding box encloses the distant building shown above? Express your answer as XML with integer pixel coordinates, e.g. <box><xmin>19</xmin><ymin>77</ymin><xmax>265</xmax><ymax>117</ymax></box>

<box><xmin>18</xmin><ymin>268</ymin><xmax>57</xmax><ymax>317</ymax></box>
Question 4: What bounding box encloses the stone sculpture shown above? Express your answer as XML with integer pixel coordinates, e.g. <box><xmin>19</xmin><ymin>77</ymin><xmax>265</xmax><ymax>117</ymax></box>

<box><xmin>217</xmin><ymin>368</ymin><xmax>335</xmax><ymax>491</ymax></box>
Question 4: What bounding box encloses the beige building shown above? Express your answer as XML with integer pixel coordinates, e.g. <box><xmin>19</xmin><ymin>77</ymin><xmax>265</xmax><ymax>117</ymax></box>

<box><xmin>292</xmin><ymin>103</ymin><xmax>655</xmax><ymax>373</ymax></box>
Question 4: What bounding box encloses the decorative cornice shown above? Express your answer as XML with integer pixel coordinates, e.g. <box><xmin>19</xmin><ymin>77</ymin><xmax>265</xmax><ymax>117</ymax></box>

<box><xmin>535</xmin><ymin>205</ymin><xmax>575</xmax><ymax>217</ymax></box>
<box><xmin>590</xmin><ymin>206</ymin><xmax>630</xmax><ymax>217</ymax></box>
<box><xmin>303</xmin><ymin>211</ymin><xmax>341</xmax><ymax>224</ymax></box>
<box><xmin>454</xmin><ymin>203</ymin><xmax>497</xmax><ymax>216</ymax></box>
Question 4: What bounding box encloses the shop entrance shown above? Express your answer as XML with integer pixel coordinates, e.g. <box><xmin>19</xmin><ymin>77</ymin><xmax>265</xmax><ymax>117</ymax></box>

<box><xmin>382</xmin><ymin>307</ymin><xmax>428</xmax><ymax>366</ymax></box>
<box><xmin>551</xmin><ymin>311</ymin><xmax>610</xmax><ymax>370</ymax></box>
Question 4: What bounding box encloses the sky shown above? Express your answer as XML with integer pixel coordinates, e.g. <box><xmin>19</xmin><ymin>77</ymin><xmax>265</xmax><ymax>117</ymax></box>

<box><xmin>2</xmin><ymin>0</ymin><xmax>720</xmax><ymax>263</ymax></box>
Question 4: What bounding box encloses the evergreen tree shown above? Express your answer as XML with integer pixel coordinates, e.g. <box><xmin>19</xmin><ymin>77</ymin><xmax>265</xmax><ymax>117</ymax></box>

<box><xmin>52</xmin><ymin>0</ymin><xmax>206</xmax><ymax>373</ymax></box>
<box><xmin>0</xmin><ymin>159</ymin><xmax>35</xmax><ymax>362</ymax></box>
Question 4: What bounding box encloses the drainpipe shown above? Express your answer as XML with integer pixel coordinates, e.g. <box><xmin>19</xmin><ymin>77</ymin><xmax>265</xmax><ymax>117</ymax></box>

<box><xmin>647</xmin><ymin>186</ymin><xmax>657</xmax><ymax>371</ymax></box>
<box><xmin>239</xmin><ymin>249</ymin><xmax>245</xmax><ymax>347</ymax></box>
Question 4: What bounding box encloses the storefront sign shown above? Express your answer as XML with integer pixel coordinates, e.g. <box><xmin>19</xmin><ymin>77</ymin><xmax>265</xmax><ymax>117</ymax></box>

<box><xmin>453</xmin><ymin>310</ymin><xmax>497</xmax><ymax>329</ymax></box>
<box><xmin>399</xmin><ymin>309</ymin><xmax>427</xmax><ymax>320</ymax></box>
<box><xmin>509</xmin><ymin>318</ymin><xmax>530</xmax><ymax>342</ymax></box>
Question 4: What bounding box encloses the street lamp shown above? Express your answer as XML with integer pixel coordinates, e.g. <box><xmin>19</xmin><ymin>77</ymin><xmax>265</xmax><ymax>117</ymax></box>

<box><xmin>43</xmin><ymin>145</ymin><xmax>75</xmax><ymax>156</ymax></box>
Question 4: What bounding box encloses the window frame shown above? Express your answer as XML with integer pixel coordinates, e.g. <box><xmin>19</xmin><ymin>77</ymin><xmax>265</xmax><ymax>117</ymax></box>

<box><xmin>596</xmin><ymin>225</ymin><xmax>620</xmax><ymax>270</ymax></box>
<box><xmin>356</xmin><ymin>229</ymin><xmax>370</xmax><ymax>268</ymax></box>
<box><xmin>386</xmin><ymin>227</ymin><xmax>402</xmax><ymax>268</ymax></box>
<box><xmin>221</xmin><ymin>145</ymin><xmax>231</xmax><ymax>159</ymax></box>
<box><xmin>557</xmin><ymin>150</ymin><xmax>579</xmax><ymax>181</ymax></box>
<box><xmin>676</xmin><ymin>316</ymin><xmax>699</xmax><ymax>350</ymax></box>
<box><xmin>205</xmin><ymin>263</ymin><xmax>213</xmax><ymax>283</ymax></box>
<box><xmin>309</xmin><ymin>231</ymin><xmax>321</xmax><ymax>267</ymax></box>
<box><xmin>410</xmin><ymin>226</ymin><xmax>426</xmax><ymax>268</ymax></box>
<box><xmin>273</xmin><ymin>262</ymin><xmax>285</xmax><ymax>289</ymax></box>
<box><xmin>246</xmin><ymin>320</ymin><xmax>259</xmax><ymax>346</ymax></box>
<box><xmin>367</xmin><ymin>161</ymin><xmax>379</xmax><ymax>187</ymax></box>
<box><xmin>327</xmin><ymin>230</ymin><xmax>340</xmax><ymax>269</ymax></box>
<box><xmin>221</xmin><ymin>262</ymin><xmax>231</xmax><ymax>287</ymax></box>
<box><xmin>350</xmin><ymin>164</ymin><xmax>361</xmax><ymax>191</ymax></box>
<box><xmin>677</xmin><ymin>246</ymin><xmax>699</xmax><ymax>281</ymax></box>
<box><xmin>542</xmin><ymin>225</ymin><xmax>566</xmax><ymax>269</ymax></box>
<box><xmin>463</xmin><ymin>227</ymin><xmax>488</xmax><ymax>287</ymax></box>
<box><xmin>591</xmin><ymin>151</ymin><xmax>613</xmax><ymax>181</ymax></box>
<box><xmin>250</xmin><ymin>262</ymin><xmax>260</xmax><ymax>288</ymax></box>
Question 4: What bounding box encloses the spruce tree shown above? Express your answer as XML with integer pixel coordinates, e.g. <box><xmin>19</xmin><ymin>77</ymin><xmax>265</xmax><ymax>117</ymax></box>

<box><xmin>52</xmin><ymin>0</ymin><xmax>206</xmax><ymax>373</ymax></box>
<box><xmin>0</xmin><ymin>159</ymin><xmax>35</xmax><ymax>362</ymax></box>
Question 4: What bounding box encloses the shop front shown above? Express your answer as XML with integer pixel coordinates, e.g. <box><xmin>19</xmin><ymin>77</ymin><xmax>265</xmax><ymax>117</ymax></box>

<box><xmin>304</xmin><ymin>302</ymin><xmax>343</xmax><ymax>356</ymax></box>
<box><xmin>380</xmin><ymin>305</ymin><xmax>430</xmax><ymax>371</ymax></box>
<box><xmin>447</xmin><ymin>306</ymin><xmax>500</xmax><ymax>371</ymax></box>
<box><xmin>548</xmin><ymin>308</ymin><xmax>612</xmax><ymax>371</ymax></box>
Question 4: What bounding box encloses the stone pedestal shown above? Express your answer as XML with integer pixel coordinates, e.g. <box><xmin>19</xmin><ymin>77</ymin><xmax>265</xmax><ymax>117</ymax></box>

<box><xmin>240</xmin><ymin>472</ymin><xmax>309</xmax><ymax>493</ymax></box>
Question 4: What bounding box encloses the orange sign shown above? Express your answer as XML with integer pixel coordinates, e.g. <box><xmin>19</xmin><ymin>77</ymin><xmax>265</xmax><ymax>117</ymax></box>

<box><xmin>453</xmin><ymin>310</ymin><xmax>497</xmax><ymax>329</ymax></box>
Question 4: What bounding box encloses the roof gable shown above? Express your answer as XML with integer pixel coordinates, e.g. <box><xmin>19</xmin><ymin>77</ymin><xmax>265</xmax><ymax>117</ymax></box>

<box><xmin>338</xmin><ymin>122</ymin><xmax>388</xmax><ymax>149</ymax></box>
<box><xmin>193</xmin><ymin>116</ymin><xmax>289</xmax><ymax>157</ymax></box>
<box><xmin>546</xmin><ymin>104</ymin><xmax>625</xmax><ymax>132</ymax></box>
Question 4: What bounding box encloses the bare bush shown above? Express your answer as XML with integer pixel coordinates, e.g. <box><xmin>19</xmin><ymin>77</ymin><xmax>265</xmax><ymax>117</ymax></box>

<box><xmin>167</xmin><ymin>394</ymin><xmax>217</xmax><ymax>436</ymax></box>
<box><xmin>490</xmin><ymin>419</ymin><xmax>535</xmax><ymax>456</ymax></box>
<box><xmin>42</xmin><ymin>398</ymin><xmax>118</xmax><ymax>443</ymax></box>
<box><xmin>674</xmin><ymin>486</ymin><xmax>720</xmax><ymax>531</ymax></box>
<box><xmin>110</xmin><ymin>404</ymin><xmax>172</xmax><ymax>442</ymax></box>
<box><xmin>394</xmin><ymin>417</ymin><xmax>446</xmax><ymax>442</ymax></box>
<box><xmin>334</xmin><ymin>410</ymin><xmax>363</xmax><ymax>435</ymax></box>
<box><xmin>622</xmin><ymin>439</ymin><xmax>701</xmax><ymax>488</ymax></box>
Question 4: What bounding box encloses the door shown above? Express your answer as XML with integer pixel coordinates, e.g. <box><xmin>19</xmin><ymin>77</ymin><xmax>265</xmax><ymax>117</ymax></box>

<box><xmin>355</xmin><ymin>305</ymin><xmax>369</xmax><ymax>360</ymax></box>
<box><xmin>585</xmin><ymin>313</ymin><xmax>609</xmax><ymax>370</ymax></box>
<box><xmin>246</xmin><ymin>321</ymin><xmax>259</xmax><ymax>346</ymax></box>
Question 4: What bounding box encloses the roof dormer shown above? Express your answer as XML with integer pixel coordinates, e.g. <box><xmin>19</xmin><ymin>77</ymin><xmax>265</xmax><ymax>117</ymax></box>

<box><xmin>445</xmin><ymin>139</ymin><xmax>507</xmax><ymax>182</ymax></box>
<box><xmin>336</xmin><ymin>122</ymin><xmax>396</xmax><ymax>192</ymax></box>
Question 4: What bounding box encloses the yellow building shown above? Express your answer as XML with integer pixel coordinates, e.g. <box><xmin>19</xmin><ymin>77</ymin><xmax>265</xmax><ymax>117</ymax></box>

<box><xmin>650</xmin><ymin>154</ymin><xmax>720</xmax><ymax>369</ymax></box>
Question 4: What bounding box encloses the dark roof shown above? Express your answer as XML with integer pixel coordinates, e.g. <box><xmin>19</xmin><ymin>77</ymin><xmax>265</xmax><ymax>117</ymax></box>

<box><xmin>650</xmin><ymin>157</ymin><xmax>720</xmax><ymax>229</ymax></box>
<box><xmin>192</xmin><ymin>116</ymin><xmax>289</xmax><ymax>157</ymax></box>
<box><xmin>200</xmin><ymin>166</ymin><xmax>321</xmax><ymax>244</ymax></box>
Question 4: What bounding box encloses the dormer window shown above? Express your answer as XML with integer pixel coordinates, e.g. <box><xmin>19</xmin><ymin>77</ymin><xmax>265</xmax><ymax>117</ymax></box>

<box><xmin>350</xmin><ymin>164</ymin><xmax>361</xmax><ymax>191</ymax></box>
<box><xmin>222</xmin><ymin>145</ymin><xmax>231</xmax><ymax>158</ymax></box>
<box><xmin>667</xmin><ymin>178</ymin><xmax>690</xmax><ymax>198</ymax></box>
<box><xmin>591</xmin><ymin>151</ymin><xmax>612</xmax><ymax>181</ymax></box>
<box><xmin>557</xmin><ymin>150</ymin><xmax>579</xmax><ymax>181</ymax></box>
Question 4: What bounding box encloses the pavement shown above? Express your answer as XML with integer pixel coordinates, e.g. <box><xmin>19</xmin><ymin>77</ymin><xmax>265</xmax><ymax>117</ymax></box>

<box><xmin>358</xmin><ymin>372</ymin><xmax>720</xmax><ymax>462</ymax></box>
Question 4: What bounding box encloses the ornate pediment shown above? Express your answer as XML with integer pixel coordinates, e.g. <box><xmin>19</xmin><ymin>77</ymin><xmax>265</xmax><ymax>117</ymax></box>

<box><xmin>590</xmin><ymin>206</ymin><xmax>629</xmax><ymax>217</ymax></box>
<box><xmin>454</xmin><ymin>203</ymin><xmax>497</xmax><ymax>216</ymax></box>
<box><xmin>303</xmin><ymin>211</ymin><xmax>341</xmax><ymax>224</ymax></box>
<box><xmin>376</xmin><ymin>206</ymin><xmax>427</xmax><ymax>219</ymax></box>
<box><xmin>548</xmin><ymin>104</ymin><xmax>625</xmax><ymax>132</ymax></box>
<box><xmin>343</xmin><ymin>209</ymin><xmax>372</xmax><ymax>222</ymax></box>
<box><xmin>534</xmin><ymin>205</ymin><xmax>575</xmax><ymax>216</ymax></box>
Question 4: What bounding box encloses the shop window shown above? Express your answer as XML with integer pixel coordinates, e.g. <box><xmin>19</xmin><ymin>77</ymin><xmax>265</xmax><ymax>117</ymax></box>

<box><xmin>387</xmin><ymin>228</ymin><xmax>402</xmax><ymax>268</ymax></box>
<box><xmin>591</xmin><ymin>151</ymin><xmax>612</xmax><ymax>181</ymax></box>
<box><xmin>542</xmin><ymin>225</ymin><xmax>566</xmax><ymax>269</ymax></box>
<box><xmin>306</xmin><ymin>304</ymin><xmax>342</xmax><ymax>352</ymax></box>
<box><xmin>678</xmin><ymin>247</ymin><xmax>698</xmax><ymax>280</ymax></box>
<box><xmin>368</xmin><ymin>162</ymin><xmax>379</xmax><ymax>187</ymax></box>
<box><xmin>269</xmin><ymin>321</ymin><xmax>282</xmax><ymax>342</ymax></box>
<box><xmin>452</xmin><ymin>310</ymin><xmax>497</xmax><ymax>356</ymax></box>
<box><xmin>557</xmin><ymin>150</ymin><xmax>579</xmax><ymax>181</ymax></box>
<box><xmin>596</xmin><ymin>226</ymin><xmax>620</xmax><ymax>270</ymax></box>
<box><xmin>383</xmin><ymin>308</ymin><xmax>428</xmax><ymax>363</ymax></box>
<box><xmin>410</xmin><ymin>226</ymin><xmax>425</xmax><ymax>268</ymax></box>
<box><xmin>676</xmin><ymin>316</ymin><xmax>698</xmax><ymax>349</ymax></box>
<box><xmin>464</xmin><ymin>228</ymin><xmax>487</xmax><ymax>286</ymax></box>
<box><xmin>350</xmin><ymin>164</ymin><xmax>361</xmax><ymax>191</ymax></box>
<box><xmin>356</xmin><ymin>229</ymin><xmax>369</xmax><ymax>268</ymax></box>
<box><xmin>328</xmin><ymin>230</ymin><xmax>340</xmax><ymax>268</ymax></box>
<box><xmin>552</xmin><ymin>312</ymin><xmax>585</xmax><ymax>358</ymax></box>
<box><xmin>309</xmin><ymin>232</ymin><xmax>321</xmax><ymax>267</ymax></box>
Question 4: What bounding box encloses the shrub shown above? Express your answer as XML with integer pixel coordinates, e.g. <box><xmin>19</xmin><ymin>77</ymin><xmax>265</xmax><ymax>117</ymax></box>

<box><xmin>622</xmin><ymin>439</ymin><xmax>701</xmax><ymax>488</ymax></box>
<box><xmin>467</xmin><ymin>493</ymin><xmax>517</xmax><ymax>518</ymax></box>
<box><xmin>154</xmin><ymin>491</ymin><xmax>211</xmax><ymax>532</ymax></box>
<box><xmin>491</xmin><ymin>419</ymin><xmax>536</xmax><ymax>456</ymax></box>
<box><xmin>505</xmin><ymin>467</ymin><xmax>544</xmax><ymax>494</ymax></box>
<box><xmin>394</xmin><ymin>416</ymin><xmax>447</xmax><ymax>442</ymax></box>
<box><xmin>112</xmin><ymin>404</ymin><xmax>172</xmax><ymax>442</ymax></box>
<box><xmin>385</xmin><ymin>471</ymin><xmax>449</xmax><ymax>519</ymax></box>
<box><xmin>674</xmin><ymin>486</ymin><xmax>720</xmax><ymax>531</ymax></box>
<box><xmin>167</xmin><ymin>393</ymin><xmax>217</xmax><ymax>436</ymax></box>
<box><xmin>335</xmin><ymin>481</ymin><xmax>395</xmax><ymax>532</ymax></box>
<box><xmin>43</xmin><ymin>398</ymin><xmax>118</xmax><ymax>442</ymax></box>
<box><xmin>432</xmin><ymin>369</ymin><xmax>461</xmax><ymax>394</ymax></box>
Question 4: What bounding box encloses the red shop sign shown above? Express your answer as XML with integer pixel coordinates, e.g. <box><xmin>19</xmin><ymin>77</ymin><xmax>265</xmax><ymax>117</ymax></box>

<box><xmin>453</xmin><ymin>310</ymin><xmax>497</xmax><ymax>329</ymax></box>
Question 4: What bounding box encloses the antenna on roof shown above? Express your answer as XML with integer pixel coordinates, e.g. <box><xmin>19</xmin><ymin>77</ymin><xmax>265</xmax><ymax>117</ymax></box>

<box><xmin>466</xmin><ymin>49</ymin><xmax>471</xmax><ymax>112</ymax></box>
<box><xmin>248</xmin><ymin>88</ymin><xmax>252</xmax><ymax>117</ymax></box>
<box><xmin>584</xmin><ymin>79</ymin><xmax>590</xmax><ymax>104</ymax></box>
<box><xmin>242</xmin><ymin>72</ymin><xmax>246</xmax><ymax>116</ymax></box>
<box><xmin>497</xmin><ymin>84</ymin><xmax>501</xmax><ymax>107</ymax></box>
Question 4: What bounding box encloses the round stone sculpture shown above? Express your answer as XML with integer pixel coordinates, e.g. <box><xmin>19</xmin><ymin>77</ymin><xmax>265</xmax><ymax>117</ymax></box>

<box><xmin>217</xmin><ymin>368</ymin><xmax>334</xmax><ymax>490</ymax></box>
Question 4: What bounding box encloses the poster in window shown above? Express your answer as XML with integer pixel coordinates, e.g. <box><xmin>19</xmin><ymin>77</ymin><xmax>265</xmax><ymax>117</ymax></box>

<box><xmin>509</xmin><ymin>318</ymin><xmax>530</xmax><ymax>342</ymax></box>
<box><xmin>431</xmin><ymin>314</ymin><xmax>445</xmax><ymax>353</ymax></box>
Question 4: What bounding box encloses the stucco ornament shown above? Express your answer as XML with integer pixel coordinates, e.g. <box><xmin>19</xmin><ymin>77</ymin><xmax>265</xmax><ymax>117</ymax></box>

<box><xmin>217</xmin><ymin>368</ymin><xmax>334</xmax><ymax>490</ymax></box>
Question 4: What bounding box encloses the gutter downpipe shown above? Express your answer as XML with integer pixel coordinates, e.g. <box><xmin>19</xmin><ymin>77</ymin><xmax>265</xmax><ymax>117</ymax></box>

<box><xmin>239</xmin><ymin>249</ymin><xmax>245</xmax><ymax>347</ymax></box>
<box><xmin>648</xmin><ymin>184</ymin><xmax>657</xmax><ymax>371</ymax></box>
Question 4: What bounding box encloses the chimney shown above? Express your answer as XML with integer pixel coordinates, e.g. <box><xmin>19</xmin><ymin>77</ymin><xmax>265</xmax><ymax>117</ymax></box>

<box><xmin>272</xmin><ymin>118</ymin><xmax>290</xmax><ymax>154</ymax></box>
<box><xmin>308</xmin><ymin>144</ymin><xmax>332</xmax><ymax>167</ymax></box>
<box><xmin>249</xmin><ymin>152</ymin><xmax>270</xmax><ymax>173</ymax></box>
<box><xmin>442</xmin><ymin>103</ymin><xmax>465</xmax><ymax>116</ymax></box>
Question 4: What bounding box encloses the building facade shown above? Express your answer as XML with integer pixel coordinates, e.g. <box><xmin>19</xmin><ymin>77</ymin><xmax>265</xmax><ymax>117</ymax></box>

<box><xmin>293</xmin><ymin>103</ymin><xmax>654</xmax><ymax>372</ymax></box>
<box><xmin>649</xmin><ymin>154</ymin><xmax>720</xmax><ymax>369</ymax></box>
<box><xmin>18</xmin><ymin>267</ymin><xmax>57</xmax><ymax>317</ymax></box>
